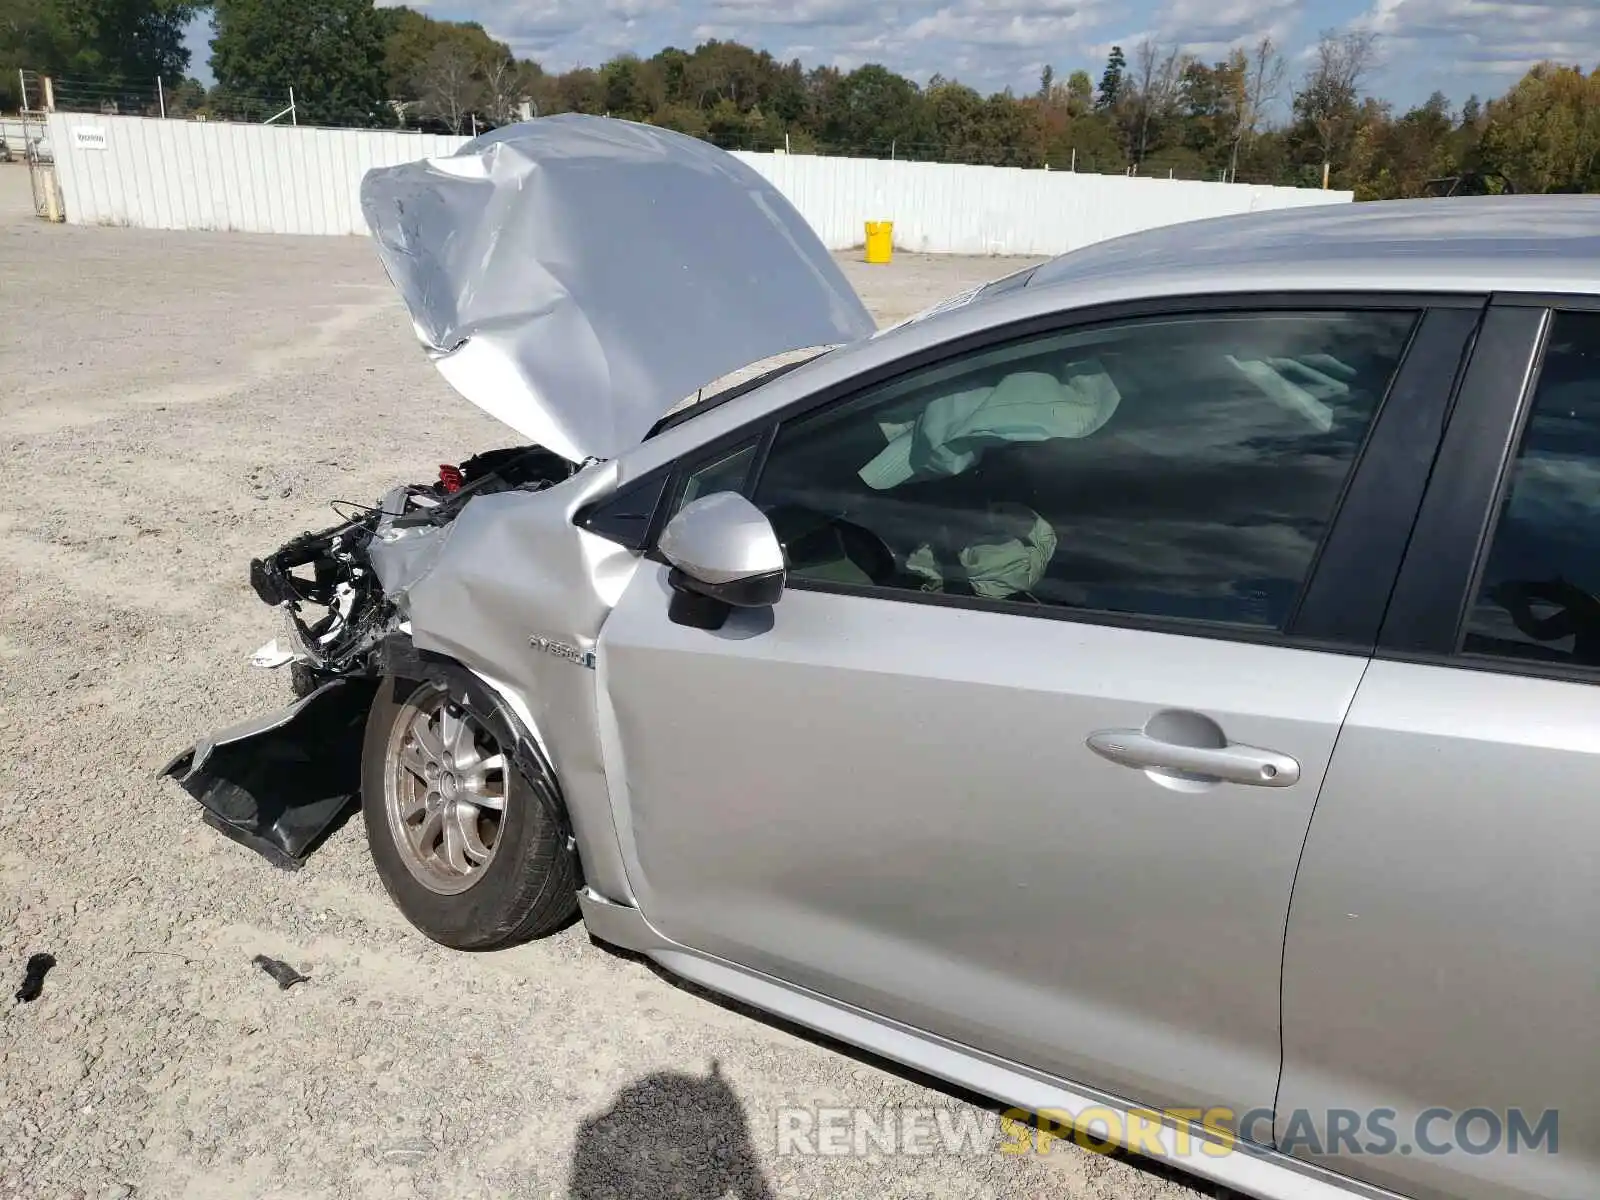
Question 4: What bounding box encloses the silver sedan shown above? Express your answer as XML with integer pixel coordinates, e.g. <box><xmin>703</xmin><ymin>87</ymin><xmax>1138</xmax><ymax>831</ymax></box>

<box><xmin>166</xmin><ymin>115</ymin><xmax>1597</xmax><ymax>1200</ymax></box>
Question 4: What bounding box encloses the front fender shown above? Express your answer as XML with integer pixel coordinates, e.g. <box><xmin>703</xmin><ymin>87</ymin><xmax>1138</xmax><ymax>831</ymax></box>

<box><xmin>396</xmin><ymin>462</ymin><xmax>646</xmax><ymax>906</ymax></box>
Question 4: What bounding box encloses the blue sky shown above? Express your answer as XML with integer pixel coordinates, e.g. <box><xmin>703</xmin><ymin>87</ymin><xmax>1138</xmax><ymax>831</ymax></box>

<box><xmin>183</xmin><ymin>0</ymin><xmax>1600</xmax><ymax>113</ymax></box>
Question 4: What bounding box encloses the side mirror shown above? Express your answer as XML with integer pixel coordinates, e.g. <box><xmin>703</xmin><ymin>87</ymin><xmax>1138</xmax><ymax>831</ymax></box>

<box><xmin>659</xmin><ymin>492</ymin><xmax>786</xmax><ymax>630</ymax></box>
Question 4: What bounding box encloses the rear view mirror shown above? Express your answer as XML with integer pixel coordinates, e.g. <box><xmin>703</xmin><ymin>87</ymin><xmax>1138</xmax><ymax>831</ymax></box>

<box><xmin>659</xmin><ymin>492</ymin><xmax>786</xmax><ymax>629</ymax></box>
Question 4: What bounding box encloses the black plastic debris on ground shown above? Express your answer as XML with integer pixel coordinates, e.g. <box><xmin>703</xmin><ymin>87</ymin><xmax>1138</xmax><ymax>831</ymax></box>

<box><xmin>15</xmin><ymin>953</ymin><xmax>55</xmax><ymax>1003</ymax></box>
<box><xmin>253</xmin><ymin>954</ymin><xmax>310</xmax><ymax>990</ymax></box>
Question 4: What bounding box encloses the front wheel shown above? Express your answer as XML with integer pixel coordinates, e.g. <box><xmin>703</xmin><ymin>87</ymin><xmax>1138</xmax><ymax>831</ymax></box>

<box><xmin>361</xmin><ymin>674</ymin><xmax>578</xmax><ymax>949</ymax></box>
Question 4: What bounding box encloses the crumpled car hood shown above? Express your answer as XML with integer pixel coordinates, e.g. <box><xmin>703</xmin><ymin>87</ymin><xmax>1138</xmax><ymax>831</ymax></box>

<box><xmin>359</xmin><ymin>114</ymin><xmax>877</xmax><ymax>463</ymax></box>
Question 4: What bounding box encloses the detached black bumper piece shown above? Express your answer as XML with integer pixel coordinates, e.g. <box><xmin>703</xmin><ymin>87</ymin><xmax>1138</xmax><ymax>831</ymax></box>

<box><xmin>161</xmin><ymin>678</ymin><xmax>379</xmax><ymax>869</ymax></box>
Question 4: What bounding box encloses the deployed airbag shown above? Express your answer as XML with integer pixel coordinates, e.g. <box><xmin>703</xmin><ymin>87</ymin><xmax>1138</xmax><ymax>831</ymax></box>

<box><xmin>858</xmin><ymin>363</ymin><xmax>1122</xmax><ymax>489</ymax></box>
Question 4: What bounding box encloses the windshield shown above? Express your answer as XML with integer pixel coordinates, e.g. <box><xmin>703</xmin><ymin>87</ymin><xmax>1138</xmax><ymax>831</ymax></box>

<box><xmin>642</xmin><ymin>264</ymin><xmax>1040</xmax><ymax>441</ymax></box>
<box><xmin>644</xmin><ymin>350</ymin><xmax>831</xmax><ymax>439</ymax></box>
<box><xmin>975</xmin><ymin>264</ymin><xmax>1041</xmax><ymax>299</ymax></box>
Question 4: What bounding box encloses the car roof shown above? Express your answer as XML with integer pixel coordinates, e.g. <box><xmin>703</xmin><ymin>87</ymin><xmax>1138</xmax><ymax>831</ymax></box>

<box><xmin>1011</xmin><ymin>194</ymin><xmax>1600</xmax><ymax>302</ymax></box>
<box><xmin>615</xmin><ymin>195</ymin><xmax>1600</xmax><ymax>482</ymax></box>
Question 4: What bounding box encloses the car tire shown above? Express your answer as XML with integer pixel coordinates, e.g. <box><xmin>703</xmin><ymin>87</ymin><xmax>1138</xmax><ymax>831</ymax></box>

<box><xmin>360</xmin><ymin>673</ymin><xmax>578</xmax><ymax>950</ymax></box>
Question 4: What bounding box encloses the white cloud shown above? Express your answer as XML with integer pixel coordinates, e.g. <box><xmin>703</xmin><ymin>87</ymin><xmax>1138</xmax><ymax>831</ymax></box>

<box><xmin>690</xmin><ymin>0</ymin><xmax>891</xmax><ymax>62</ymax></box>
<box><xmin>1356</xmin><ymin>0</ymin><xmax>1600</xmax><ymax>80</ymax></box>
<box><xmin>904</xmin><ymin>0</ymin><xmax>1107</xmax><ymax>49</ymax></box>
<box><xmin>485</xmin><ymin>0</ymin><xmax>591</xmax><ymax>55</ymax></box>
<box><xmin>1154</xmin><ymin>0</ymin><xmax>1301</xmax><ymax>56</ymax></box>
<box><xmin>445</xmin><ymin>0</ymin><xmax>1600</xmax><ymax>104</ymax></box>
<box><xmin>703</xmin><ymin>0</ymin><xmax>868</xmax><ymax>26</ymax></box>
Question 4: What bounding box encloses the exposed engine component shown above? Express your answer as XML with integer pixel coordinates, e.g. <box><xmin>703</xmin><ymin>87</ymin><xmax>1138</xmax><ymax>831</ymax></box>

<box><xmin>248</xmin><ymin>445</ymin><xmax>578</xmax><ymax>687</ymax></box>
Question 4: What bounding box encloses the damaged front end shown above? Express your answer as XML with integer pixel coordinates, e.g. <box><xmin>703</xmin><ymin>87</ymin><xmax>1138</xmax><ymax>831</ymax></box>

<box><xmin>164</xmin><ymin>113</ymin><xmax>876</xmax><ymax>878</ymax></box>
<box><xmin>247</xmin><ymin>445</ymin><xmax>577</xmax><ymax>693</ymax></box>
<box><xmin>163</xmin><ymin>445</ymin><xmax>579</xmax><ymax>868</ymax></box>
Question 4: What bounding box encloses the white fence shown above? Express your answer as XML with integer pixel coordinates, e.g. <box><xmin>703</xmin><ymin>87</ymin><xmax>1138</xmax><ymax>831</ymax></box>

<box><xmin>738</xmin><ymin>151</ymin><xmax>1348</xmax><ymax>256</ymax></box>
<box><xmin>45</xmin><ymin>112</ymin><xmax>1352</xmax><ymax>255</ymax></box>
<box><xmin>46</xmin><ymin>114</ymin><xmax>462</xmax><ymax>236</ymax></box>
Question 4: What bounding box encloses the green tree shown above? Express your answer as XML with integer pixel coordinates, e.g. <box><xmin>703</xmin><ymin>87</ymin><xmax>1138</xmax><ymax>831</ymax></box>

<box><xmin>817</xmin><ymin>63</ymin><xmax>930</xmax><ymax>154</ymax></box>
<box><xmin>1240</xmin><ymin>126</ymin><xmax>1293</xmax><ymax>184</ymax></box>
<box><xmin>1389</xmin><ymin>91</ymin><xmax>1457</xmax><ymax>195</ymax></box>
<box><xmin>414</xmin><ymin>32</ymin><xmax>482</xmax><ymax>132</ymax></box>
<box><xmin>166</xmin><ymin>74</ymin><xmax>206</xmax><ymax>114</ymax></box>
<box><xmin>0</xmin><ymin>0</ymin><xmax>57</xmax><ymax>107</ymax></box>
<box><xmin>337</xmin><ymin>29</ymin><xmax>1600</xmax><ymax>196</ymax></box>
<box><xmin>974</xmin><ymin>91</ymin><xmax>1041</xmax><ymax>165</ymax></box>
<box><xmin>804</xmin><ymin>64</ymin><xmax>843</xmax><ymax>135</ymax></box>
<box><xmin>482</xmin><ymin>53</ymin><xmax>538</xmax><ymax>125</ymax></box>
<box><xmin>1065</xmin><ymin>69</ymin><xmax>1094</xmax><ymax>117</ymax></box>
<box><xmin>375</xmin><ymin>9</ymin><xmax>522</xmax><ymax>130</ymax></box>
<box><xmin>684</xmin><ymin>39</ymin><xmax>773</xmax><ymax>111</ymax></box>
<box><xmin>211</xmin><ymin>0</ymin><xmax>391</xmax><ymax>127</ymax></box>
<box><xmin>1033</xmin><ymin>99</ymin><xmax>1123</xmax><ymax>172</ymax></box>
<box><xmin>925</xmin><ymin>76</ymin><xmax>986</xmax><ymax>160</ymax></box>
<box><xmin>1</xmin><ymin>0</ymin><xmax>194</xmax><ymax>108</ymax></box>
<box><xmin>12</xmin><ymin>10</ymin><xmax>1600</xmax><ymax>195</ymax></box>
<box><xmin>599</xmin><ymin>53</ymin><xmax>652</xmax><ymax>120</ymax></box>
<box><xmin>1479</xmin><ymin>64</ymin><xmax>1600</xmax><ymax>193</ymax></box>
<box><xmin>1450</xmin><ymin>93</ymin><xmax>1487</xmax><ymax>177</ymax></box>
<box><xmin>1123</xmin><ymin>40</ymin><xmax>1191</xmax><ymax>168</ymax></box>
<box><xmin>1290</xmin><ymin>29</ymin><xmax>1378</xmax><ymax>187</ymax></box>
<box><xmin>704</xmin><ymin>96</ymin><xmax>750</xmax><ymax>146</ymax></box>
<box><xmin>378</xmin><ymin>5</ymin><xmax>434</xmax><ymax>99</ymax></box>
<box><xmin>72</xmin><ymin>0</ymin><xmax>195</xmax><ymax>80</ymax></box>
<box><xmin>1180</xmin><ymin>58</ymin><xmax>1245</xmax><ymax>175</ymax></box>
<box><xmin>766</xmin><ymin>58</ymin><xmax>807</xmax><ymax>125</ymax></box>
<box><xmin>554</xmin><ymin>66</ymin><xmax>603</xmax><ymax>114</ymax></box>
<box><xmin>650</xmin><ymin>47</ymin><xmax>694</xmax><ymax>107</ymax></box>
<box><xmin>1231</xmin><ymin>37</ymin><xmax>1286</xmax><ymax>181</ymax></box>
<box><xmin>1096</xmin><ymin>45</ymin><xmax>1126</xmax><ymax>111</ymax></box>
<box><xmin>648</xmin><ymin>102</ymin><xmax>710</xmax><ymax>139</ymax></box>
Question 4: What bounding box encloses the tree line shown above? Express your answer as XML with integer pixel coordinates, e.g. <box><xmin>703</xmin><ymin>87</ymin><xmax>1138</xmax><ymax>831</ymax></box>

<box><xmin>6</xmin><ymin>0</ymin><xmax>1600</xmax><ymax>196</ymax></box>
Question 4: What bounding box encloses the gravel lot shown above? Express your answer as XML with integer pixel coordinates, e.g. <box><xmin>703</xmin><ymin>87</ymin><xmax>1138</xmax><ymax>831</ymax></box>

<box><xmin>0</xmin><ymin>162</ymin><xmax>1211</xmax><ymax>1200</ymax></box>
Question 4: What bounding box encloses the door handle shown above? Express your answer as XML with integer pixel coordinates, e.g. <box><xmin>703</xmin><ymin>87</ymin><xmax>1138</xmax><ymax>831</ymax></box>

<box><xmin>1086</xmin><ymin>729</ymin><xmax>1300</xmax><ymax>787</ymax></box>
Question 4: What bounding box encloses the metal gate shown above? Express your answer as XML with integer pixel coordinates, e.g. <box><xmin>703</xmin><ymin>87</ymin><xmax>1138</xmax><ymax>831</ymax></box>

<box><xmin>21</xmin><ymin>110</ymin><xmax>63</xmax><ymax>221</ymax></box>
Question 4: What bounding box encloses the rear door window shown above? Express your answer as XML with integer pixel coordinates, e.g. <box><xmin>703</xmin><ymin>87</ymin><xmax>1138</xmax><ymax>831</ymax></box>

<box><xmin>1463</xmin><ymin>311</ymin><xmax>1600</xmax><ymax>667</ymax></box>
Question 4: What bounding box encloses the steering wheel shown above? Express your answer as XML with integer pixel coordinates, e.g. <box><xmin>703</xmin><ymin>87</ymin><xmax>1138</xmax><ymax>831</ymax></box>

<box><xmin>1489</xmin><ymin>576</ymin><xmax>1600</xmax><ymax>660</ymax></box>
<box><xmin>763</xmin><ymin>504</ymin><xmax>899</xmax><ymax>587</ymax></box>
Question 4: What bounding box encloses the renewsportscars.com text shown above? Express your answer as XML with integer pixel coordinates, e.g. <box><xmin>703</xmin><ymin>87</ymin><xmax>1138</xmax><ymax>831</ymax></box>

<box><xmin>774</xmin><ymin>1104</ymin><xmax>1560</xmax><ymax>1161</ymax></box>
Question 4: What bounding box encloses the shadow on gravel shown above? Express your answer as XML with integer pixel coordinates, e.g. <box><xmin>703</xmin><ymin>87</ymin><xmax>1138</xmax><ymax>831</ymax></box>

<box><xmin>568</xmin><ymin>1061</ymin><xmax>777</xmax><ymax>1200</ymax></box>
<box><xmin>592</xmin><ymin>938</ymin><xmax>1242</xmax><ymax>1200</ymax></box>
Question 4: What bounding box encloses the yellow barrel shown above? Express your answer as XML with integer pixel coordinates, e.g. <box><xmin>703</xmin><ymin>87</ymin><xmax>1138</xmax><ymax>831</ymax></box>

<box><xmin>864</xmin><ymin>220</ymin><xmax>893</xmax><ymax>264</ymax></box>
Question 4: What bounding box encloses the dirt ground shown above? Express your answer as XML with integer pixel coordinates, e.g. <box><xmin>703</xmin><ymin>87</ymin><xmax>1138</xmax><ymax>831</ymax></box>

<box><xmin>0</xmin><ymin>162</ymin><xmax>1210</xmax><ymax>1200</ymax></box>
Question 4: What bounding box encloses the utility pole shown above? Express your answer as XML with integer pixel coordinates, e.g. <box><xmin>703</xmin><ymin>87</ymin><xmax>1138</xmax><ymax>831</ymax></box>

<box><xmin>289</xmin><ymin>86</ymin><xmax>297</xmax><ymax>125</ymax></box>
<box><xmin>157</xmin><ymin>76</ymin><xmax>166</xmax><ymax>118</ymax></box>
